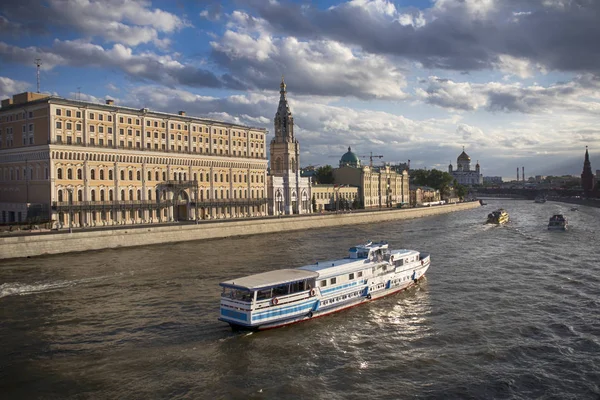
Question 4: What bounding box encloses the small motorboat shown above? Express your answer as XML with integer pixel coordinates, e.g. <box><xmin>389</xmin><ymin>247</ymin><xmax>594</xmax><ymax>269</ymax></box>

<box><xmin>548</xmin><ymin>214</ymin><xmax>568</xmax><ymax>231</ymax></box>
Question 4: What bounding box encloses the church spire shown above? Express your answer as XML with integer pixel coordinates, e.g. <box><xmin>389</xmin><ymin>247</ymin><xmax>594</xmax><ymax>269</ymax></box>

<box><xmin>274</xmin><ymin>76</ymin><xmax>294</xmax><ymax>142</ymax></box>
<box><xmin>582</xmin><ymin>146</ymin><xmax>594</xmax><ymax>194</ymax></box>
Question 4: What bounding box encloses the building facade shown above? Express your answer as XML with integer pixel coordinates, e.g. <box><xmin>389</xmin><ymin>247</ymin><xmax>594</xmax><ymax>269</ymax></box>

<box><xmin>448</xmin><ymin>148</ymin><xmax>483</xmax><ymax>186</ymax></box>
<box><xmin>311</xmin><ymin>184</ymin><xmax>359</xmax><ymax>212</ymax></box>
<box><xmin>333</xmin><ymin>148</ymin><xmax>410</xmax><ymax>208</ymax></box>
<box><xmin>0</xmin><ymin>92</ymin><xmax>268</xmax><ymax>226</ymax></box>
<box><xmin>267</xmin><ymin>79</ymin><xmax>311</xmax><ymax>215</ymax></box>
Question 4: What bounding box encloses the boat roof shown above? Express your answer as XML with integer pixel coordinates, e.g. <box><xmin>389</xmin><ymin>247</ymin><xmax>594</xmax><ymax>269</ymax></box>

<box><xmin>299</xmin><ymin>249</ymin><xmax>420</xmax><ymax>279</ymax></box>
<box><xmin>220</xmin><ymin>269</ymin><xmax>319</xmax><ymax>291</ymax></box>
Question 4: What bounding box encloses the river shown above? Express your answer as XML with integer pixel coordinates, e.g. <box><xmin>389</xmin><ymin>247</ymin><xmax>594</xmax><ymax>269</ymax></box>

<box><xmin>1</xmin><ymin>199</ymin><xmax>599</xmax><ymax>399</ymax></box>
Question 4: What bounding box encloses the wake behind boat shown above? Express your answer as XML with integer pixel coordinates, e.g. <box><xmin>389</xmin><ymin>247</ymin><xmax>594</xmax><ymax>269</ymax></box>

<box><xmin>218</xmin><ymin>241</ymin><xmax>430</xmax><ymax>331</ymax></box>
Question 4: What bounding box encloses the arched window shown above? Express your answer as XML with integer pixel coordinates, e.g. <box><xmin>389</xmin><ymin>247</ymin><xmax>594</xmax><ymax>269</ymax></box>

<box><xmin>78</xmin><ymin>190</ymin><xmax>83</xmax><ymax>201</ymax></box>
<box><xmin>251</xmin><ymin>175</ymin><xmax>254</xmax><ymax>183</ymax></box>
<box><xmin>58</xmin><ymin>190</ymin><xmax>63</xmax><ymax>202</ymax></box>
<box><xmin>226</xmin><ymin>174</ymin><xmax>229</xmax><ymax>183</ymax></box>
<box><xmin>233</xmin><ymin>175</ymin><xmax>236</xmax><ymax>183</ymax></box>
<box><xmin>129</xmin><ymin>190</ymin><xmax>133</xmax><ymax>200</ymax></box>
<box><xmin>155</xmin><ymin>171</ymin><xmax>159</xmax><ymax>181</ymax></box>
<box><xmin>108</xmin><ymin>170</ymin><xmax>113</xmax><ymax>180</ymax></box>
<box><xmin>121</xmin><ymin>190</ymin><xmax>125</xmax><ymax>200</ymax></box>
<box><xmin>162</xmin><ymin>172</ymin><xmax>166</xmax><ymax>180</ymax></box>
<box><xmin>220</xmin><ymin>174</ymin><xmax>223</xmax><ymax>182</ymax></box>
<box><xmin>77</xmin><ymin>169</ymin><xmax>82</xmax><ymax>180</ymax></box>
<box><xmin>206</xmin><ymin>173</ymin><xmax>209</xmax><ymax>182</ymax></box>
<box><xmin>137</xmin><ymin>171</ymin><xmax>141</xmax><ymax>180</ymax></box>
<box><xmin>214</xmin><ymin>174</ymin><xmax>218</xmax><ymax>182</ymax></box>
<box><xmin>91</xmin><ymin>190</ymin><xmax>96</xmax><ymax>201</ymax></box>
<box><xmin>128</xmin><ymin>171</ymin><xmax>133</xmax><ymax>180</ymax></box>
<box><xmin>137</xmin><ymin>190</ymin><xmax>141</xmax><ymax>200</ymax></box>
<box><xmin>57</xmin><ymin>168</ymin><xmax>63</xmax><ymax>179</ymax></box>
<box><xmin>67</xmin><ymin>169</ymin><xmax>73</xmax><ymax>179</ymax></box>
<box><xmin>91</xmin><ymin>169</ymin><xmax>96</xmax><ymax>180</ymax></box>
<box><xmin>183</xmin><ymin>173</ymin><xmax>187</xmax><ymax>181</ymax></box>
<box><xmin>148</xmin><ymin>190</ymin><xmax>152</xmax><ymax>200</ymax></box>
<box><xmin>109</xmin><ymin>190</ymin><xmax>113</xmax><ymax>201</ymax></box>
<box><xmin>120</xmin><ymin>170</ymin><xmax>125</xmax><ymax>180</ymax></box>
<box><xmin>193</xmin><ymin>173</ymin><xmax>197</xmax><ymax>181</ymax></box>
<box><xmin>148</xmin><ymin>171</ymin><xmax>151</xmax><ymax>181</ymax></box>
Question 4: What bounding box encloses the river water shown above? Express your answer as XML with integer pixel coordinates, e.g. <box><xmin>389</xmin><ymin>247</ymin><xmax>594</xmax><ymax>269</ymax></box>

<box><xmin>1</xmin><ymin>199</ymin><xmax>599</xmax><ymax>399</ymax></box>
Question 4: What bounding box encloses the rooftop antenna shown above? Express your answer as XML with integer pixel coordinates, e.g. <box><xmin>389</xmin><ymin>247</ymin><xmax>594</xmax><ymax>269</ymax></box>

<box><xmin>35</xmin><ymin>58</ymin><xmax>42</xmax><ymax>93</ymax></box>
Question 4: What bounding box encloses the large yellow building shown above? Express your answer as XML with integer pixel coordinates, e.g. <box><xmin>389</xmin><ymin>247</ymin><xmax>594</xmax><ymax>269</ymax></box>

<box><xmin>0</xmin><ymin>92</ymin><xmax>268</xmax><ymax>227</ymax></box>
<box><xmin>333</xmin><ymin>147</ymin><xmax>410</xmax><ymax>208</ymax></box>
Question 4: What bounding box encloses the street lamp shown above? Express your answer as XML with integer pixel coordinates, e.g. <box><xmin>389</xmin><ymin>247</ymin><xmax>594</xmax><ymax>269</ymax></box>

<box><xmin>67</xmin><ymin>188</ymin><xmax>73</xmax><ymax>233</ymax></box>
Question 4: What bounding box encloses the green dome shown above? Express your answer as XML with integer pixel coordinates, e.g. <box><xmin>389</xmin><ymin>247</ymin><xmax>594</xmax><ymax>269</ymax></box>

<box><xmin>340</xmin><ymin>147</ymin><xmax>361</xmax><ymax>167</ymax></box>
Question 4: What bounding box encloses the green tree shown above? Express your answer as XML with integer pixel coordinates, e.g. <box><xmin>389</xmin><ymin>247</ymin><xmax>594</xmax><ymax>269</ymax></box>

<box><xmin>411</xmin><ymin>168</ymin><xmax>454</xmax><ymax>197</ymax></box>
<box><xmin>454</xmin><ymin>181</ymin><xmax>468</xmax><ymax>200</ymax></box>
<box><xmin>314</xmin><ymin>165</ymin><xmax>334</xmax><ymax>184</ymax></box>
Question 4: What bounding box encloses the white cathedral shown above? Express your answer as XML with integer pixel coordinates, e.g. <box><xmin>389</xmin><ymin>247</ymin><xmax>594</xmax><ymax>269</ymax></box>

<box><xmin>267</xmin><ymin>78</ymin><xmax>312</xmax><ymax>215</ymax></box>
<box><xmin>448</xmin><ymin>147</ymin><xmax>483</xmax><ymax>186</ymax></box>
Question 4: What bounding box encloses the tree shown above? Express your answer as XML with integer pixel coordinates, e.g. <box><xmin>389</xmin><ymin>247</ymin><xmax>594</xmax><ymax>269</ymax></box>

<box><xmin>454</xmin><ymin>182</ymin><xmax>468</xmax><ymax>200</ymax></box>
<box><xmin>314</xmin><ymin>165</ymin><xmax>334</xmax><ymax>184</ymax></box>
<box><xmin>411</xmin><ymin>168</ymin><xmax>454</xmax><ymax>197</ymax></box>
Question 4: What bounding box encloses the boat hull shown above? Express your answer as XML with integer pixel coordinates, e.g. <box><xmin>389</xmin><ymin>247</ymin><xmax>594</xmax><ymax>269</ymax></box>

<box><xmin>222</xmin><ymin>262</ymin><xmax>430</xmax><ymax>331</ymax></box>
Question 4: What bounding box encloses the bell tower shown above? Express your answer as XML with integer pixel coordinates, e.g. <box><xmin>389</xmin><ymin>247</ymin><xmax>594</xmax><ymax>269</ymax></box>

<box><xmin>270</xmin><ymin>76</ymin><xmax>300</xmax><ymax>176</ymax></box>
<box><xmin>581</xmin><ymin>146</ymin><xmax>595</xmax><ymax>195</ymax></box>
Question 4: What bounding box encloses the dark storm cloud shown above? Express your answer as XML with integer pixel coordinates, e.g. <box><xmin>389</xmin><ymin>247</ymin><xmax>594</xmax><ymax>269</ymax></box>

<box><xmin>240</xmin><ymin>0</ymin><xmax>600</xmax><ymax>74</ymax></box>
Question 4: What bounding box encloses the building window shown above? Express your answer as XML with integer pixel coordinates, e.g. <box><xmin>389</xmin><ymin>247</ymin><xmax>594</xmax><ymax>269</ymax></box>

<box><xmin>99</xmin><ymin>170</ymin><xmax>104</xmax><ymax>180</ymax></box>
<box><xmin>91</xmin><ymin>169</ymin><xmax>96</xmax><ymax>180</ymax></box>
<box><xmin>56</xmin><ymin>121</ymin><xmax>62</xmax><ymax>129</ymax></box>
<box><xmin>128</xmin><ymin>170</ymin><xmax>133</xmax><ymax>180</ymax></box>
<box><xmin>67</xmin><ymin>169</ymin><xmax>73</xmax><ymax>179</ymax></box>
<box><xmin>109</xmin><ymin>170</ymin><xmax>113</xmax><ymax>180</ymax></box>
<box><xmin>57</xmin><ymin>168</ymin><xmax>62</xmax><ymax>179</ymax></box>
<box><xmin>77</xmin><ymin>169</ymin><xmax>82</xmax><ymax>179</ymax></box>
<box><xmin>89</xmin><ymin>113</ymin><xmax>94</xmax><ymax>120</ymax></box>
<box><xmin>56</xmin><ymin>109</ymin><xmax>62</xmax><ymax>116</ymax></box>
<box><xmin>91</xmin><ymin>190</ymin><xmax>96</xmax><ymax>201</ymax></box>
<box><xmin>76</xmin><ymin>111</ymin><xmax>81</xmax><ymax>118</ymax></box>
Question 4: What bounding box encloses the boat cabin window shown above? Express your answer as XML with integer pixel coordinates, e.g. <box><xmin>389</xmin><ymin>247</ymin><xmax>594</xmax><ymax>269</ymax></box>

<box><xmin>357</xmin><ymin>271</ymin><xmax>363</xmax><ymax>278</ymax></box>
<box><xmin>256</xmin><ymin>289</ymin><xmax>272</xmax><ymax>301</ymax></box>
<box><xmin>319</xmin><ymin>280</ymin><xmax>327</xmax><ymax>287</ymax></box>
<box><xmin>330</xmin><ymin>277</ymin><xmax>337</xmax><ymax>285</ymax></box>
<box><xmin>290</xmin><ymin>280</ymin><xmax>306</xmax><ymax>293</ymax></box>
<box><xmin>349</xmin><ymin>247</ymin><xmax>370</xmax><ymax>259</ymax></box>
<box><xmin>349</xmin><ymin>273</ymin><xmax>354</xmax><ymax>280</ymax></box>
<box><xmin>222</xmin><ymin>288</ymin><xmax>253</xmax><ymax>302</ymax></box>
<box><xmin>272</xmin><ymin>284</ymin><xmax>289</xmax><ymax>296</ymax></box>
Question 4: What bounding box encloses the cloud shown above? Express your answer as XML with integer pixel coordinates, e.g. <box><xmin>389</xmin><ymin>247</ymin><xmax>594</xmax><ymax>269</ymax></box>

<box><xmin>417</xmin><ymin>74</ymin><xmax>600</xmax><ymax>114</ymax></box>
<box><xmin>0</xmin><ymin>40</ymin><xmax>224</xmax><ymax>89</ymax></box>
<box><xmin>210</xmin><ymin>11</ymin><xmax>408</xmax><ymax>99</ymax></box>
<box><xmin>0</xmin><ymin>0</ymin><xmax>187</xmax><ymax>47</ymax></box>
<box><xmin>0</xmin><ymin>76</ymin><xmax>30</xmax><ymax>99</ymax></box>
<box><xmin>240</xmin><ymin>0</ymin><xmax>600</xmax><ymax>75</ymax></box>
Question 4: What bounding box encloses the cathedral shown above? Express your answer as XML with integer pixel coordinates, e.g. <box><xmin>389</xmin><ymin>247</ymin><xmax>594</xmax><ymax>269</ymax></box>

<box><xmin>448</xmin><ymin>147</ymin><xmax>483</xmax><ymax>186</ymax></box>
<box><xmin>267</xmin><ymin>78</ymin><xmax>312</xmax><ymax>215</ymax></box>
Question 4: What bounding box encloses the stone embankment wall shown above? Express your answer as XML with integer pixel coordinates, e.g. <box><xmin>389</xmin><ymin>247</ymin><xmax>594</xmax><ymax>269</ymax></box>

<box><xmin>0</xmin><ymin>202</ymin><xmax>479</xmax><ymax>260</ymax></box>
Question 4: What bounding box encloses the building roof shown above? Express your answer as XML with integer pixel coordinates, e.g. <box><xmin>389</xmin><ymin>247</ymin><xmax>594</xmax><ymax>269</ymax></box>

<box><xmin>340</xmin><ymin>147</ymin><xmax>361</xmax><ymax>167</ymax></box>
<box><xmin>458</xmin><ymin>150</ymin><xmax>471</xmax><ymax>161</ymax></box>
<box><xmin>219</xmin><ymin>269</ymin><xmax>318</xmax><ymax>290</ymax></box>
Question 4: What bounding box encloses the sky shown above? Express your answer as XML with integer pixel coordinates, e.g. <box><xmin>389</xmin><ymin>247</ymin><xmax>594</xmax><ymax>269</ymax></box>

<box><xmin>1</xmin><ymin>0</ymin><xmax>599</xmax><ymax>180</ymax></box>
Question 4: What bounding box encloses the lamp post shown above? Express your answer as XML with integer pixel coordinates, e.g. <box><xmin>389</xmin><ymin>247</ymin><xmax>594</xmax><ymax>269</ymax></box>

<box><xmin>67</xmin><ymin>188</ymin><xmax>73</xmax><ymax>233</ymax></box>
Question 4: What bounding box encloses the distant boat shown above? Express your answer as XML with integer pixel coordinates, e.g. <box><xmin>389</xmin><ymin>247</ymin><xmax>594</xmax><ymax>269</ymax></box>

<box><xmin>487</xmin><ymin>209</ymin><xmax>509</xmax><ymax>225</ymax></box>
<box><xmin>534</xmin><ymin>195</ymin><xmax>547</xmax><ymax>203</ymax></box>
<box><xmin>548</xmin><ymin>214</ymin><xmax>568</xmax><ymax>231</ymax></box>
<box><xmin>570</xmin><ymin>207</ymin><xmax>578</xmax><ymax>211</ymax></box>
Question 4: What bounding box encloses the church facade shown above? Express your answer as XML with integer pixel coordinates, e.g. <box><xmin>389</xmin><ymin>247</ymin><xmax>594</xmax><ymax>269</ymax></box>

<box><xmin>448</xmin><ymin>148</ymin><xmax>483</xmax><ymax>186</ymax></box>
<box><xmin>267</xmin><ymin>79</ymin><xmax>312</xmax><ymax>215</ymax></box>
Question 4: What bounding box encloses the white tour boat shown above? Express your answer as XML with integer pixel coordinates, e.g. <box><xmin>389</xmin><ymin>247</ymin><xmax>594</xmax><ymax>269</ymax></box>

<box><xmin>219</xmin><ymin>241</ymin><xmax>431</xmax><ymax>331</ymax></box>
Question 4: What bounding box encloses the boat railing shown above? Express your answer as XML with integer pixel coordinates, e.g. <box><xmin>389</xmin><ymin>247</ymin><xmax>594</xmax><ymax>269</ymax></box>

<box><xmin>254</xmin><ymin>289</ymin><xmax>315</xmax><ymax>309</ymax></box>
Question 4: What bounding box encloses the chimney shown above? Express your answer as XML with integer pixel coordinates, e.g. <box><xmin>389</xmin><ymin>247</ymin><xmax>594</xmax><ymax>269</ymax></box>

<box><xmin>105</xmin><ymin>99</ymin><xmax>114</xmax><ymax>105</ymax></box>
<box><xmin>178</xmin><ymin>111</ymin><xmax>186</xmax><ymax>116</ymax></box>
<box><xmin>517</xmin><ymin>167</ymin><xmax>519</xmax><ymax>182</ymax></box>
<box><xmin>522</xmin><ymin>166</ymin><xmax>525</xmax><ymax>182</ymax></box>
